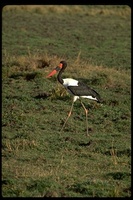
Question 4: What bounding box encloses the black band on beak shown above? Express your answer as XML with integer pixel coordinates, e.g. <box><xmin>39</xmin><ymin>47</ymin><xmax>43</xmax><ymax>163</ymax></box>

<box><xmin>55</xmin><ymin>66</ymin><xmax>61</xmax><ymax>71</ymax></box>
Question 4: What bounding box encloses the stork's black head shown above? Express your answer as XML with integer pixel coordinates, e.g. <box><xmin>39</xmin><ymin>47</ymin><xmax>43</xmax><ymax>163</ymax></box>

<box><xmin>46</xmin><ymin>61</ymin><xmax>67</xmax><ymax>78</ymax></box>
<box><xmin>60</xmin><ymin>61</ymin><xmax>67</xmax><ymax>68</ymax></box>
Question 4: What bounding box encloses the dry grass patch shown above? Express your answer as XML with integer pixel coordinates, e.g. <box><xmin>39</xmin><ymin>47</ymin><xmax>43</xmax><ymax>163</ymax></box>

<box><xmin>3</xmin><ymin>5</ymin><xmax>131</xmax><ymax>17</ymax></box>
<box><xmin>2</xmin><ymin>51</ymin><xmax>131</xmax><ymax>95</ymax></box>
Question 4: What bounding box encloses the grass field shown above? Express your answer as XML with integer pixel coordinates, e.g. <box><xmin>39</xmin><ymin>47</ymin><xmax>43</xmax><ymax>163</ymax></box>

<box><xmin>2</xmin><ymin>5</ymin><xmax>131</xmax><ymax>197</ymax></box>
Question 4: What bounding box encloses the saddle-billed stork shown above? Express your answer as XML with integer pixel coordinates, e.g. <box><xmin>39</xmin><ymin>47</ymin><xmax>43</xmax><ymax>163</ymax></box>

<box><xmin>46</xmin><ymin>61</ymin><xmax>102</xmax><ymax>136</ymax></box>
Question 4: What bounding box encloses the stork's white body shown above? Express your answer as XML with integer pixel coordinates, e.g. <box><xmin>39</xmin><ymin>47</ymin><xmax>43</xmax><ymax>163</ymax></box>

<box><xmin>63</xmin><ymin>78</ymin><xmax>98</xmax><ymax>102</ymax></box>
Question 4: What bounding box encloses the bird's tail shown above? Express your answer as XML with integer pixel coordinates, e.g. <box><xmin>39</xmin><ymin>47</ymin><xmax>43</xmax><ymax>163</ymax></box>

<box><xmin>91</xmin><ymin>89</ymin><xmax>102</xmax><ymax>103</ymax></box>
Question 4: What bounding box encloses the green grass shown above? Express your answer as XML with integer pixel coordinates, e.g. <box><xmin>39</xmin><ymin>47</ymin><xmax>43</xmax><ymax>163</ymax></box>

<box><xmin>2</xmin><ymin>5</ymin><xmax>131</xmax><ymax>69</ymax></box>
<box><xmin>2</xmin><ymin>5</ymin><xmax>131</xmax><ymax>197</ymax></box>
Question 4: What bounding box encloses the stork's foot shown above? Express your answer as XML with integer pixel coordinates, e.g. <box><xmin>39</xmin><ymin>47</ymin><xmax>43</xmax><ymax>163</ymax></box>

<box><xmin>86</xmin><ymin>133</ymin><xmax>90</xmax><ymax>137</ymax></box>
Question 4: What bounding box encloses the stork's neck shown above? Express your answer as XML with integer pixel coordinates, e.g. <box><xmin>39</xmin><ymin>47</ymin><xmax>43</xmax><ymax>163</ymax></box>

<box><xmin>57</xmin><ymin>69</ymin><xmax>64</xmax><ymax>84</ymax></box>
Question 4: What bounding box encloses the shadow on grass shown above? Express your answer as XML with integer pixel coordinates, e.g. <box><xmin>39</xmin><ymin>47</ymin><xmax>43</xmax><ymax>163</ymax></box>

<box><xmin>78</xmin><ymin>140</ymin><xmax>92</xmax><ymax>146</ymax></box>
<box><xmin>34</xmin><ymin>92</ymin><xmax>50</xmax><ymax>99</ymax></box>
<box><xmin>106</xmin><ymin>171</ymin><xmax>131</xmax><ymax>180</ymax></box>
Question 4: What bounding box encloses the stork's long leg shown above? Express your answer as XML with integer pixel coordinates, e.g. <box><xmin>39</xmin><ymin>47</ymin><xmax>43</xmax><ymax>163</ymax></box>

<box><xmin>60</xmin><ymin>98</ymin><xmax>75</xmax><ymax>132</ymax></box>
<box><xmin>80</xmin><ymin>99</ymin><xmax>89</xmax><ymax>137</ymax></box>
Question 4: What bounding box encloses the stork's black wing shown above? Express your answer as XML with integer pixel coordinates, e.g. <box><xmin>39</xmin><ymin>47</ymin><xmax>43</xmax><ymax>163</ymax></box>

<box><xmin>67</xmin><ymin>81</ymin><xmax>101</xmax><ymax>102</ymax></box>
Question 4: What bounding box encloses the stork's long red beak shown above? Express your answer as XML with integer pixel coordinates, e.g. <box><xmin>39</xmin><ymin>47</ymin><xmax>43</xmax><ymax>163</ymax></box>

<box><xmin>46</xmin><ymin>63</ymin><xmax>63</xmax><ymax>78</ymax></box>
<box><xmin>46</xmin><ymin>69</ymin><xmax>57</xmax><ymax>78</ymax></box>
